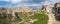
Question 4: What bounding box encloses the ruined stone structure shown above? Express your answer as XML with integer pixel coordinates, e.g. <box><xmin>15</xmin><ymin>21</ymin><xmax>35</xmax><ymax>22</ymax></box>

<box><xmin>54</xmin><ymin>2</ymin><xmax>60</xmax><ymax>21</ymax></box>
<box><xmin>45</xmin><ymin>2</ymin><xmax>60</xmax><ymax>24</ymax></box>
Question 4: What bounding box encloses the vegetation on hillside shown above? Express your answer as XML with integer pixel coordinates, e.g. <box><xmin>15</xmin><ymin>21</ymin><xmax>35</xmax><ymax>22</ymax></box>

<box><xmin>27</xmin><ymin>13</ymin><xmax>48</xmax><ymax>24</ymax></box>
<box><xmin>0</xmin><ymin>10</ymin><xmax>48</xmax><ymax>24</ymax></box>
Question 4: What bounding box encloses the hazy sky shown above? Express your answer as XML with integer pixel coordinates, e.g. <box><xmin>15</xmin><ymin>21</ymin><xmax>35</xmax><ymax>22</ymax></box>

<box><xmin>0</xmin><ymin>0</ymin><xmax>60</xmax><ymax>8</ymax></box>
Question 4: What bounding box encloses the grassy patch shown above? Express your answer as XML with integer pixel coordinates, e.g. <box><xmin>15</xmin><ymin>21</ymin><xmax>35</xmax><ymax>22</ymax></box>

<box><xmin>29</xmin><ymin>13</ymin><xmax>48</xmax><ymax>24</ymax></box>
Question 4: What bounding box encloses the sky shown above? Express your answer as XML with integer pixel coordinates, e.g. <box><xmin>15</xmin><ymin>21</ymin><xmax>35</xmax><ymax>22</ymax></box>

<box><xmin>0</xmin><ymin>0</ymin><xmax>60</xmax><ymax>8</ymax></box>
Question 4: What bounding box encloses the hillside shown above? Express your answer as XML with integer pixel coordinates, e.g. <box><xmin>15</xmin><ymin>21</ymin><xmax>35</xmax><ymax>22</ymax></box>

<box><xmin>0</xmin><ymin>7</ymin><xmax>49</xmax><ymax>24</ymax></box>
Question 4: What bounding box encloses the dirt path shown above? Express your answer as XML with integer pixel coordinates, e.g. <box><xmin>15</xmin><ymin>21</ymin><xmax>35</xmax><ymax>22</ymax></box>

<box><xmin>46</xmin><ymin>13</ymin><xmax>60</xmax><ymax>24</ymax></box>
<box><xmin>47</xmin><ymin>13</ymin><xmax>55</xmax><ymax>24</ymax></box>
